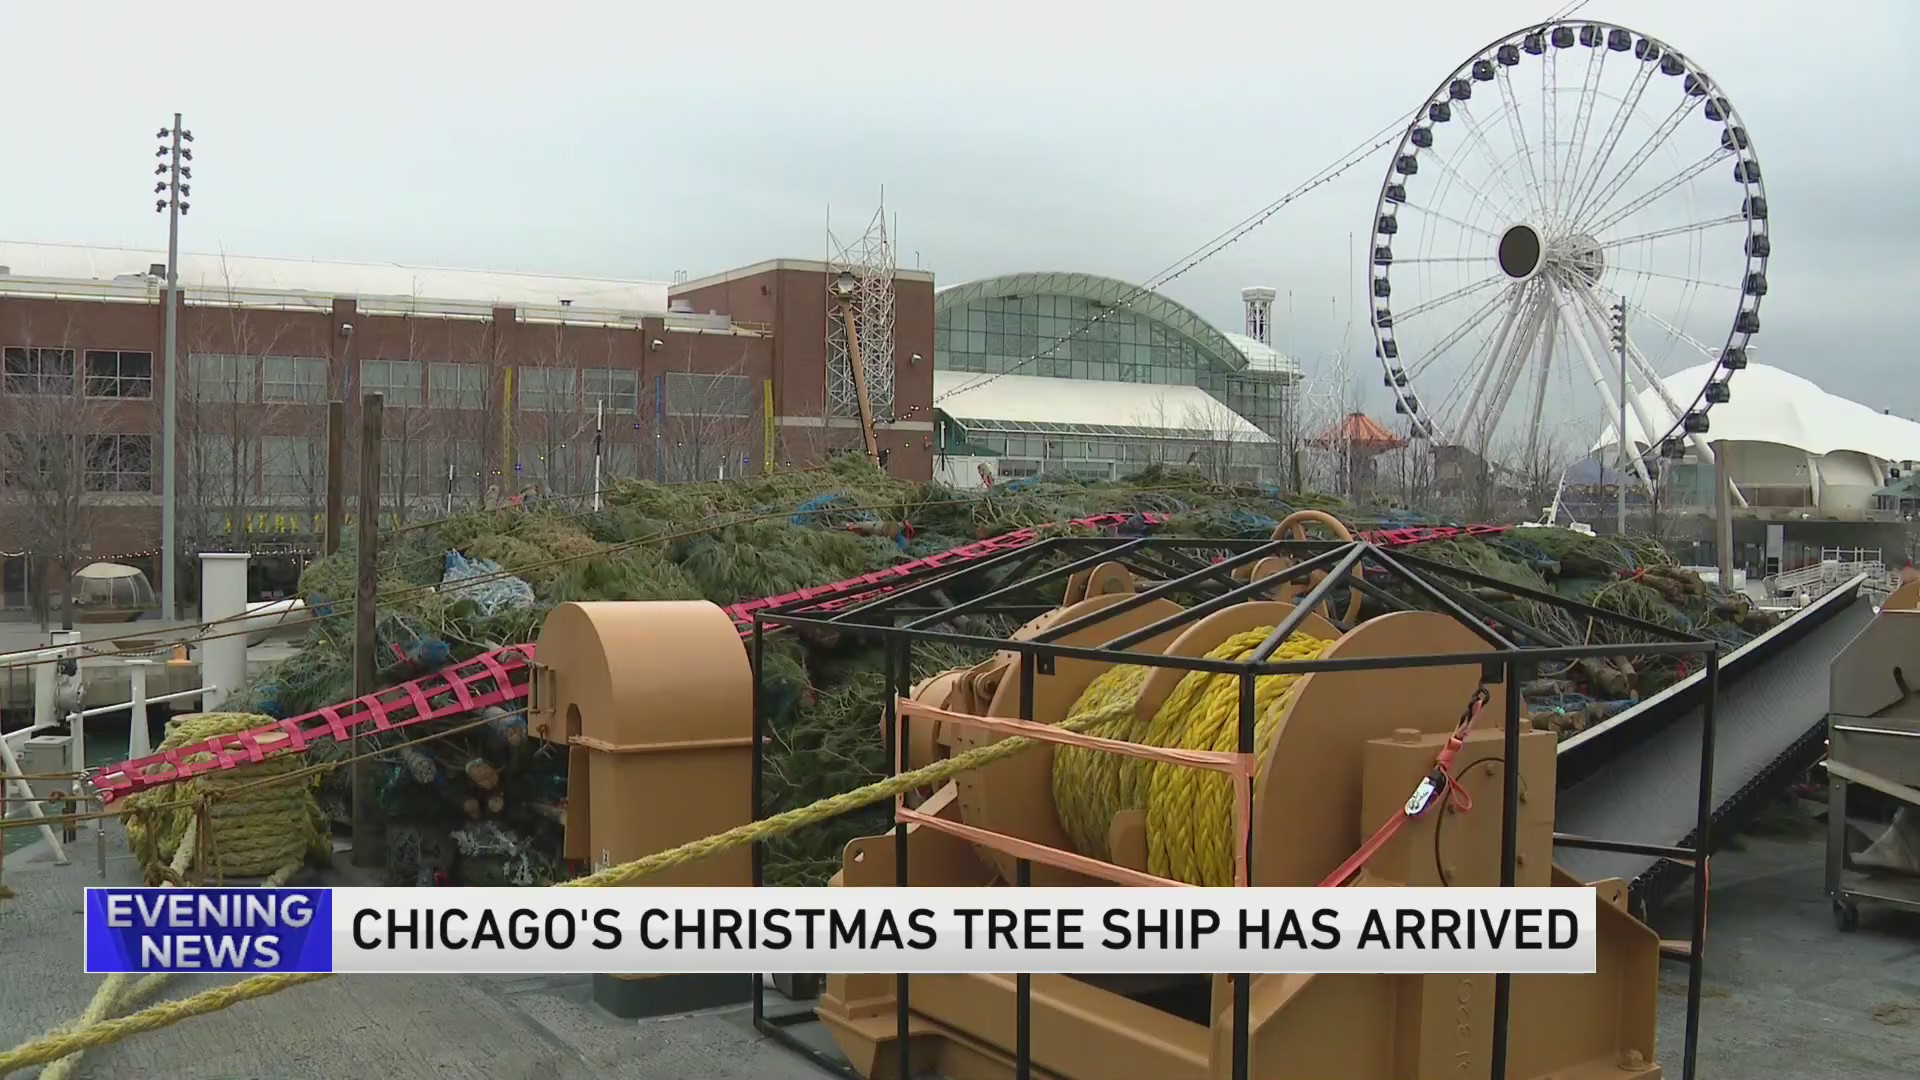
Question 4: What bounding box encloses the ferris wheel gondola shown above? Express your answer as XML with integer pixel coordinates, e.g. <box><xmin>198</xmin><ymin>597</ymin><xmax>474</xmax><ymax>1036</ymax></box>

<box><xmin>1369</xmin><ymin>19</ymin><xmax>1769</xmax><ymax>494</ymax></box>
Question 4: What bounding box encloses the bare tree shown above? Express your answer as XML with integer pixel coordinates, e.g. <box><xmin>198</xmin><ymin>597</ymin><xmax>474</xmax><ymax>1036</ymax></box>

<box><xmin>368</xmin><ymin>308</ymin><xmax>447</xmax><ymax>524</ymax></box>
<box><xmin>0</xmin><ymin>313</ymin><xmax>138</xmax><ymax>627</ymax></box>
<box><xmin>1179</xmin><ymin>396</ymin><xmax>1263</xmax><ymax>487</ymax></box>
<box><xmin>649</xmin><ymin>344</ymin><xmax>762</xmax><ymax>483</ymax></box>
<box><xmin>510</xmin><ymin>322</ymin><xmax>593</xmax><ymax>499</ymax></box>
<box><xmin>1288</xmin><ymin>348</ymin><xmax>1358</xmax><ymax>497</ymax></box>
<box><xmin>425</xmin><ymin>321</ymin><xmax>514</xmax><ymax>510</ymax></box>
<box><xmin>178</xmin><ymin>265</ymin><xmax>318</xmax><ymax>559</ymax></box>
<box><xmin>1514</xmin><ymin>430</ymin><xmax>1574</xmax><ymax>525</ymax></box>
<box><xmin>1375</xmin><ymin>441</ymin><xmax>1437</xmax><ymax>511</ymax></box>
<box><xmin>1128</xmin><ymin>395</ymin><xmax>1180</xmax><ymax>474</ymax></box>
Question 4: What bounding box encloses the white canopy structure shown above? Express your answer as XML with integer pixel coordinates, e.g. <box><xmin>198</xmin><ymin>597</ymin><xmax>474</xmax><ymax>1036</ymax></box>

<box><xmin>1593</xmin><ymin>363</ymin><xmax>1920</xmax><ymax>463</ymax></box>
<box><xmin>933</xmin><ymin>371</ymin><xmax>1273</xmax><ymax>444</ymax></box>
<box><xmin>1593</xmin><ymin>364</ymin><xmax>1920</xmax><ymax>513</ymax></box>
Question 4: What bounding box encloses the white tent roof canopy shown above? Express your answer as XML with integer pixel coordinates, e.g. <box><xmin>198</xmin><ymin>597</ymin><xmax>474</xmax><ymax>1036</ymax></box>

<box><xmin>1593</xmin><ymin>363</ymin><xmax>1920</xmax><ymax>463</ymax></box>
<box><xmin>934</xmin><ymin>371</ymin><xmax>1274</xmax><ymax>443</ymax></box>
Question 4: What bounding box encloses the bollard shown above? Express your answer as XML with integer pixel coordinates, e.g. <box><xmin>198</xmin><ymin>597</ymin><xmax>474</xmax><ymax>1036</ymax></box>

<box><xmin>126</xmin><ymin>660</ymin><xmax>153</xmax><ymax>759</ymax></box>
<box><xmin>57</xmin><ymin>629</ymin><xmax>83</xmax><ymax>782</ymax></box>
<box><xmin>197</xmin><ymin>553</ymin><xmax>250</xmax><ymax>712</ymax></box>
<box><xmin>32</xmin><ymin>642</ymin><xmax>56</xmax><ymax>730</ymax></box>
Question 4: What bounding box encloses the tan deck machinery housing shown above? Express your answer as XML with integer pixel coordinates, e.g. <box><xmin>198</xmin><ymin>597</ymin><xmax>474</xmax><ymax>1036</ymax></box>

<box><xmin>530</xmin><ymin>600</ymin><xmax>758</xmax><ymax>1013</ymax></box>
<box><xmin>784</xmin><ymin>514</ymin><xmax>1717</xmax><ymax>1080</ymax></box>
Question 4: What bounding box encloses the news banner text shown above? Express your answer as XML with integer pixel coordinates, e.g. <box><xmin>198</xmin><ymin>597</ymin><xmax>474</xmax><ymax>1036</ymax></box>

<box><xmin>85</xmin><ymin>886</ymin><xmax>1597</xmax><ymax>976</ymax></box>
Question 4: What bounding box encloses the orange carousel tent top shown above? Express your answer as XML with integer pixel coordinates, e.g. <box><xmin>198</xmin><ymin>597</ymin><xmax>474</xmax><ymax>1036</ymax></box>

<box><xmin>1312</xmin><ymin>411</ymin><xmax>1407</xmax><ymax>452</ymax></box>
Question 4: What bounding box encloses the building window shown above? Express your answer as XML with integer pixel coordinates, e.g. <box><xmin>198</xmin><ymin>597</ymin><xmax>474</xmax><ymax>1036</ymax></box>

<box><xmin>1</xmin><ymin>433</ymin><xmax>72</xmax><ymax>488</ymax></box>
<box><xmin>514</xmin><ymin>442</ymin><xmax>587</xmax><ymax>494</ymax></box>
<box><xmin>379</xmin><ymin>436</ymin><xmax>428</xmax><ymax>494</ymax></box>
<box><xmin>4</xmin><ymin>347</ymin><xmax>75</xmax><ymax>395</ymax></box>
<box><xmin>84</xmin><ymin>350</ymin><xmax>153</xmax><ymax>399</ymax></box>
<box><xmin>518</xmin><ymin>367</ymin><xmax>577</xmax><ymax>413</ymax></box>
<box><xmin>192</xmin><ymin>434</ymin><xmax>258</xmax><ymax>498</ymax></box>
<box><xmin>423</xmin><ymin>438</ymin><xmax>482</xmax><ymax>494</ymax></box>
<box><xmin>429</xmin><ymin>363</ymin><xmax>485</xmax><ymax>410</ymax></box>
<box><xmin>188</xmin><ymin>354</ymin><xmax>258</xmax><ymax>403</ymax></box>
<box><xmin>263</xmin><ymin>357</ymin><xmax>328</xmax><ymax>403</ymax></box>
<box><xmin>605</xmin><ymin>440</ymin><xmax>638</xmax><ymax>479</ymax></box>
<box><xmin>85</xmin><ymin>434</ymin><xmax>153</xmax><ymax>492</ymax></box>
<box><xmin>665</xmin><ymin>372</ymin><xmax>753</xmax><ymax>418</ymax></box>
<box><xmin>583</xmin><ymin>368</ymin><xmax>639</xmax><ymax>414</ymax></box>
<box><xmin>261</xmin><ymin>436</ymin><xmax>322</xmax><ymax>497</ymax></box>
<box><xmin>360</xmin><ymin>359</ymin><xmax>421</xmax><ymax>408</ymax></box>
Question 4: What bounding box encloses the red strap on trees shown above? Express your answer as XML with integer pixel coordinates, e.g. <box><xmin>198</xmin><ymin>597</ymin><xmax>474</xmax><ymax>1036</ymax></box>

<box><xmin>90</xmin><ymin>646</ymin><xmax>535</xmax><ymax>804</ymax></box>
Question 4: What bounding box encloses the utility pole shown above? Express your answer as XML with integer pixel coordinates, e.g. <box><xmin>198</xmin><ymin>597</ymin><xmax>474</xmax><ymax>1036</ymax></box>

<box><xmin>1714</xmin><ymin>438</ymin><xmax>1735</xmax><ymax>588</ymax></box>
<box><xmin>324</xmin><ymin>400</ymin><xmax>345</xmax><ymax>556</ymax></box>
<box><xmin>352</xmin><ymin>393</ymin><xmax>384</xmax><ymax>867</ymax></box>
<box><xmin>592</xmin><ymin>398</ymin><xmax>605</xmax><ymax>511</ymax></box>
<box><xmin>154</xmin><ymin>116</ymin><xmax>192</xmax><ymax>621</ymax></box>
<box><xmin>1609</xmin><ymin>296</ymin><xmax>1629</xmax><ymax>537</ymax></box>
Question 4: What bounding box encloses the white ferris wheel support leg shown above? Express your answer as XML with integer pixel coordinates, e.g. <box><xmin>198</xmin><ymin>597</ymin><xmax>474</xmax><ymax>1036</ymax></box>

<box><xmin>1479</xmin><ymin>291</ymin><xmax>1552</xmax><ymax>455</ymax></box>
<box><xmin>1456</xmin><ymin>282</ymin><xmax>1531</xmax><ymax>452</ymax></box>
<box><xmin>1522</xmin><ymin>303</ymin><xmax>1559</xmax><ymax>473</ymax></box>
<box><xmin>1563</xmin><ymin>287</ymin><xmax>1681</xmax><ymax>497</ymax></box>
<box><xmin>1550</xmin><ymin>279</ymin><xmax>1655</xmax><ymax>496</ymax></box>
<box><xmin>1567</xmin><ymin>282</ymin><xmax>1751</xmax><ymax>509</ymax></box>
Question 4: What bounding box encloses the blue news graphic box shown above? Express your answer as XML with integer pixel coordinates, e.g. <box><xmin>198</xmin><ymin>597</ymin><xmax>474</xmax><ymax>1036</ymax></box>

<box><xmin>85</xmin><ymin>888</ymin><xmax>334</xmax><ymax>974</ymax></box>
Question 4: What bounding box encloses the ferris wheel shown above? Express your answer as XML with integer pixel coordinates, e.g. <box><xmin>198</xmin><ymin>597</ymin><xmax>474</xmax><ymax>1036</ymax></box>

<box><xmin>1369</xmin><ymin>19</ymin><xmax>1770</xmax><ymax>493</ymax></box>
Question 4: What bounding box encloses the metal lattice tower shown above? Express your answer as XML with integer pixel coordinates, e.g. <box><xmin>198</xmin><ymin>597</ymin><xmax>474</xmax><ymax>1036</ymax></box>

<box><xmin>825</xmin><ymin>203</ymin><xmax>897</xmax><ymax>420</ymax></box>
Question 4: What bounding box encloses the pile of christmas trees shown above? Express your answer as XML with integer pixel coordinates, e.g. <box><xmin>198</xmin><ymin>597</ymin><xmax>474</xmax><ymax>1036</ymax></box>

<box><xmin>233</xmin><ymin>458</ymin><xmax>1775</xmax><ymax>886</ymax></box>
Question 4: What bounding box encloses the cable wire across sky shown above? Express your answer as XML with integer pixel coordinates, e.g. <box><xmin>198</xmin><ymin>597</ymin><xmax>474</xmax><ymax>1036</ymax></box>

<box><xmin>933</xmin><ymin>0</ymin><xmax>1594</xmax><ymax>405</ymax></box>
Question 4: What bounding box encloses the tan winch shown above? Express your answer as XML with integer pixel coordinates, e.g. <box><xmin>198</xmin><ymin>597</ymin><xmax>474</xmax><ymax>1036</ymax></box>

<box><xmin>816</xmin><ymin>512</ymin><xmax>1663</xmax><ymax>1080</ymax></box>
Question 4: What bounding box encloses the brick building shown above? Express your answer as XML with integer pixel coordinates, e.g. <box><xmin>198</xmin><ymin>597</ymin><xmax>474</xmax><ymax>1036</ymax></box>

<box><xmin>0</xmin><ymin>242</ymin><xmax>933</xmax><ymax>609</ymax></box>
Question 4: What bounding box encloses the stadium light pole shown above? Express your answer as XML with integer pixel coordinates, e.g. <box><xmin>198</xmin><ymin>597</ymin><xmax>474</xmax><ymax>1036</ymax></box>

<box><xmin>155</xmin><ymin>116</ymin><xmax>191</xmax><ymax>622</ymax></box>
<box><xmin>1609</xmin><ymin>297</ymin><xmax>1628</xmax><ymax>538</ymax></box>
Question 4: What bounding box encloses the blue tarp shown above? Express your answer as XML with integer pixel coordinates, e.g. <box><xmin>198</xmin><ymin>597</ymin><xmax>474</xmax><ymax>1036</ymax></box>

<box><xmin>442</xmin><ymin>552</ymin><xmax>535</xmax><ymax>616</ymax></box>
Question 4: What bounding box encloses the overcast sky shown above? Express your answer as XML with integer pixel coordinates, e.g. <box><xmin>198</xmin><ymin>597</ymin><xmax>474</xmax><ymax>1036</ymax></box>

<box><xmin>2</xmin><ymin>0</ymin><xmax>1911</xmax><ymax>429</ymax></box>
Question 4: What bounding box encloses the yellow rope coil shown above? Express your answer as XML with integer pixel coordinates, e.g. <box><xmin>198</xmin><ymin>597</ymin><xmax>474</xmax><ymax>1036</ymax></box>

<box><xmin>1052</xmin><ymin>627</ymin><xmax>1331</xmax><ymax>887</ymax></box>
<box><xmin>121</xmin><ymin>712</ymin><xmax>330</xmax><ymax>881</ymax></box>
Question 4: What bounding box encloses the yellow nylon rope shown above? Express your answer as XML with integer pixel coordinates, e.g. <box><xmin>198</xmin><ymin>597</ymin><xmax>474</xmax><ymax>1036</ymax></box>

<box><xmin>1051</xmin><ymin>627</ymin><xmax>1331</xmax><ymax>887</ymax></box>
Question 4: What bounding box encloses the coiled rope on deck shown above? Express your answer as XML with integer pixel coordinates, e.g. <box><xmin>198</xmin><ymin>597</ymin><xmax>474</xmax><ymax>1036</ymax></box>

<box><xmin>1051</xmin><ymin>628</ymin><xmax>1331</xmax><ymax>886</ymax></box>
<box><xmin>121</xmin><ymin>713</ymin><xmax>331</xmax><ymax>880</ymax></box>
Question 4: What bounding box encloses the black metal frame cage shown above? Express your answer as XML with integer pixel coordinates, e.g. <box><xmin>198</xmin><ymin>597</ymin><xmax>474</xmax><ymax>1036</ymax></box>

<box><xmin>745</xmin><ymin>531</ymin><xmax>1722</xmax><ymax>1080</ymax></box>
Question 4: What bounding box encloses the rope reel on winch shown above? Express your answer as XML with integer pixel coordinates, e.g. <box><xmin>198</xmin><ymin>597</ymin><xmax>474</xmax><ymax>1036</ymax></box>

<box><xmin>823</xmin><ymin>546</ymin><xmax>1665</xmax><ymax>1080</ymax></box>
<box><xmin>884</xmin><ymin>559</ymin><xmax>1498</xmax><ymax>891</ymax></box>
<box><xmin>1050</xmin><ymin>627</ymin><xmax>1331</xmax><ymax>885</ymax></box>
